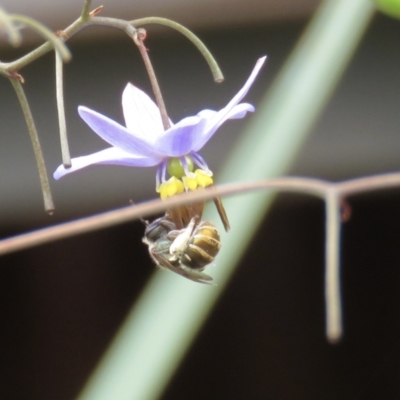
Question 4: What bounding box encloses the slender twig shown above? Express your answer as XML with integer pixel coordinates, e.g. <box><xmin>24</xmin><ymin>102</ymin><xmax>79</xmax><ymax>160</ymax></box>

<box><xmin>0</xmin><ymin>17</ymin><xmax>82</xmax><ymax>75</ymax></box>
<box><xmin>55</xmin><ymin>51</ymin><xmax>71</xmax><ymax>167</ymax></box>
<box><xmin>133</xmin><ymin>29</ymin><xmax>171</xmax><ymax>130</ymax></box>
<box><xmin>2</xmin><ymin>172</ymin><xmax>400</xmax><ymax>257</ymax></box>
<box><xmin>337</xmin><ymin>173</ymin><xmax>400</xmax><ymax>195</ymax></box>
<box><xmin>9</xmin><ymin>78</ymin><xmax>55</xmax><ymax>213</ymax></box>
<box><xmin>131</xmin><ymin>17</ymin><xmax>224</xmax><ymax>82</ymax></box>
<box><xmin>0</xmin><ymin>177</ymin><xmax>325</xmax><ymax>256</ymax></box>
<box><xmin>324</xmin><ymin>189</ymin><xmax>342</xmax><ymax>343</ymax></box>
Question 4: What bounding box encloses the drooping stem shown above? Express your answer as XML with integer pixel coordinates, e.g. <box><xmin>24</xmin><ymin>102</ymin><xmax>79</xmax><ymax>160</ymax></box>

<box><xmin>10</xmin><ymin>78</ymin><xmax>55</xmax><ymax>213</ymax></box>
<box><xmin>0</xmin><ymin>17</ymin><xmax>134</xmax><ymax>76</ymax></box>
<box><xmin>133</xmin><ymin>29</ymin><xmax>171</xmax><ymax>131</ymax></box>
<box><xmin>55</xmin><ymin>51</ymin><xmax>71</xmax><ymax>167</ymax></box>
<box><xmin>11</xmin><ymin>14</ymin><xmax>71</xmax><ymax>62</ymax></box>
<box><xmin>324</xmin><ymin>189</ymin><xmax>343</xmax><ymax>343</ymax></box>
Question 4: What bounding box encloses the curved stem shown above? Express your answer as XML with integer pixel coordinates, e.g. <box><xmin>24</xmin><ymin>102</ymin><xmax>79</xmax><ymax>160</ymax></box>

<box><xmin>11</xmin><ymin>14</ymin><xmax>71</xmax><ymax>62</ymax></box>
<box><xmin>131</xmin><ymin>17</ymin><xmax>224</xmax><ymax>82</ymax></box>
<box><xmin>84</xmin><ymin>16</ymin><xmax>136</xmax><ymax>35</ymax></box>
<box><xmin>3</xmin><ymin>18</ymin><xmax>82</xmax><ymax>72</ymax></box>
<box><xmin>1</xmin><ymin>17</ymin><xmax>134</xmax><ymax>73</ymax></box>
<box><xmin>10</xmin><ymin>78</ymin><xmax>54</xmax><ymax>213</ymax></box>
<box><xmin>337</xmin><ymin>172</ymin><xmax>400</xmax><ymax>196</ymax></box>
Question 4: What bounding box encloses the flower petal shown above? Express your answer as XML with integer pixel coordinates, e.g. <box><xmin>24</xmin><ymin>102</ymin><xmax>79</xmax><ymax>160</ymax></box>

<box><xmin>197</xmin><ymin>109</ymin><xmax>217</xmax><ymax>119</ymax></box>
<box><xmin>191</xmin><ymin>104</ymin><xmax>255</xmax><ymax>151</ymax></box>
<box><xmin>192</xmin><ymin>56</ymin><xmax>266</xmax><ymax>151</ymax></box>
<box><xmin>224</xmin><ymin>102</ymin><xmax>255</xmax><ymax>119</ymax></box>
<box><xmin>198</xmin><ymin>104</ymin><xmax>254</xmax><ymax>122</ymax></box>
<box><xmin>53</xmin><ymin>147</ymin><xmax>159</xmax><ymax>180</ymax></box>
<box><xmin>78</xmin><ymin>106</ymin><xmax>164</xmax><ymax>158</ymax></box>
<box><xmin>122</xmin><ymin>83</ymin><xmax>166</xmax><ymax>142</ymax></box>
<box><xmin>216</xmin><ymin>56</ymin><xmax>266</xmax><ymax>120</ymax></box>
<box><xmin>153</xmin><ymin>116</ymin><xmax>208</xmax><ymax>157</ymax></box>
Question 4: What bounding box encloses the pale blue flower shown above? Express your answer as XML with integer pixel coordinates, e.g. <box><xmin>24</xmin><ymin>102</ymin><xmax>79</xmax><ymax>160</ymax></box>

<box><xmin>54</xmin><ymin>56</ymin><xmax>266</xmax><ymax>194</ymax></box>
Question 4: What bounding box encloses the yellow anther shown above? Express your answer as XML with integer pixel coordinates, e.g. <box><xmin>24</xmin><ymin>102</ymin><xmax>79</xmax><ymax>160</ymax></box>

<box><xmin>157</xmin><ymin>168</ymin><xmax>213</xmax><ymax>199</ymax></box>
<box><xmin>158</xmin><ymin>177</ymin><xmax>185</xmax><ymax>199</ymax></box>
<box><xmin>195</xmin><ymin>169</ymin><xmax>213</xmax><ymax>188</ymax></box>
<box><xmin>182</xmin><ymin>175</ymin><xmax>198</xmax><ymax>191</ymax></box>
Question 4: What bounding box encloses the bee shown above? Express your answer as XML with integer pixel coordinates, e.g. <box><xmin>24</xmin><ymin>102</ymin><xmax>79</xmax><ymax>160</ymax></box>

<box><xmin>143</xmin><ymin>215</ymin><xmax>221</xmax><ymax>284</ymax></box>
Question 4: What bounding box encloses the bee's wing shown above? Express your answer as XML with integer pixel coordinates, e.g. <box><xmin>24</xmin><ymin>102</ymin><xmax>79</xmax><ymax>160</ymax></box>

<box><xmin>151</xmin><ymin>252</ymin><xmax>216</xmax><ymax>285</ymax></box>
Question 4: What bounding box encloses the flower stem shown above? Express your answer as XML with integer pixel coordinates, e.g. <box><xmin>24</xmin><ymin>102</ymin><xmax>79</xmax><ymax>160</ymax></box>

<box><xmin>55</xmin><ymin>51</ymin><xmax>71</xmax><ymax>167</ymax></box>
<box><xmin>80</xmin><ymin>0</ymin><xmax>92</xmax><ymax>19</ymax></box>
<box><xmin>133</xmin><ymin>29</ymin><xmax>171</xmax><ymax>131</ymax></box>
<box><xmin>10</xmin><ymin>78</ymin><xmax>55</xmax><ymax>213</ymax></box>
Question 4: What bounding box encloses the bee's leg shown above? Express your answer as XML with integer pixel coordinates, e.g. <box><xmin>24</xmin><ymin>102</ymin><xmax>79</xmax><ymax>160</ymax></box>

<box><xmin>159</xmin><ymin>219</ymin><xmax>176</xmax><ymax>231</ymax></box>
<box><xmin>169</xmin><ymin>218</ymin><xmax>197</xmax><ymax>258</ymax></box>
<box><xmin>166</xmin><ymin>230</ymin><xmax>183</xmax><ymax>241</ymax></box>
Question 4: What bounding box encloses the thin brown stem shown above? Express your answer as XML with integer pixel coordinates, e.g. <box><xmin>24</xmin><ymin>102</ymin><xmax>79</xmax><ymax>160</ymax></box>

<box><xmin>133</xmin><ymin>29</ymin><xmax>171</xmax><ymax>130</ymax></box>
<box><xmin>2</xmin><ymin>172</ymin><xmax>400</xmax><ymax>256</ymax></box>
<box><xmin>1</xmin><ymin>170</ymin><xmax>400</xmax><ymax>257</ymax></box>
<box><xmin>0</xmin><ymin>177</ymin><xmax>323</xmax><ymax>256</ymax></box>
<box><xmin>131</xmin><ymin>16</ymin><xmax>224</xmax><ymax>82</ymax></box>
<box><xmin>337</xmin><ymin>172</ymin><xmax>400</xmax><ymax>196</ymax></box>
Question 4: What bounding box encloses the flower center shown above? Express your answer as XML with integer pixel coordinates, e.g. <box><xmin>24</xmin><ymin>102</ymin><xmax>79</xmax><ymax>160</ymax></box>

<box><xmin>167</xmin><ymin>156</ymin><xmax>194</xmax><ymax>178</ymax></box>
<box><xmin>157</xmin><ymin>156</ymin><xmax>214</xmax><ymax>200</ymax></box>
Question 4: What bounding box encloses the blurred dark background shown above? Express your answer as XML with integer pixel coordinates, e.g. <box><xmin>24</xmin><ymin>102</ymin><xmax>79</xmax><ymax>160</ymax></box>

<box><xmin>1</xmin><ymin>1</ymin><xmax>400</xmax><ymax>399</ymax></box>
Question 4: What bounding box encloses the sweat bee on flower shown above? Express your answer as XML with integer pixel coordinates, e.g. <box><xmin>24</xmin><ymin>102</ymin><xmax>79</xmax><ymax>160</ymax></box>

<box><xmin>53</xmin><ymin>56</ymin><xmax>266</xmax><ymax>281</ymax></box>
<box><xmin>143</xmin><ymin>215</ymin><xmax>221</xmax><ymax>284</ymax></box>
